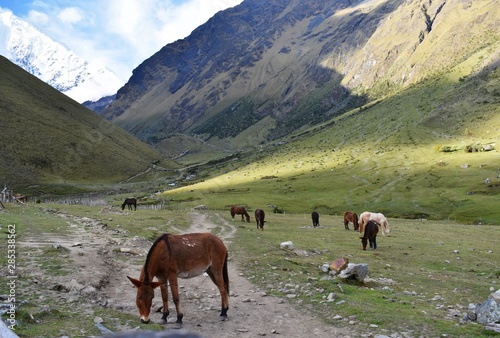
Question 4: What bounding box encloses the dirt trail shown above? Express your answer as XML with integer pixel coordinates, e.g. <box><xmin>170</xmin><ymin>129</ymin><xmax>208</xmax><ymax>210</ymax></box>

<box><xmin>19</xmin><ymin>209</ymin><xmax>352</xmax><ymax>337</ymax></box>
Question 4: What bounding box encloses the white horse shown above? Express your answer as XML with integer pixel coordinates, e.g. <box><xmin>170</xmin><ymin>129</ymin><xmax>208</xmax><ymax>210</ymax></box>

<box><xmin>358</xmin><ymin>211</ymin><xmax>390</xmax><ymax>237</ymax></box>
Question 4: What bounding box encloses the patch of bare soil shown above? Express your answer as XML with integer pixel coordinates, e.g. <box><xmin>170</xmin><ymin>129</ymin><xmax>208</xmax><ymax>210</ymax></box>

<box><xmin>19</xmin><ymin>209</ymin><xmax>353</xmax><ymax>337</ymax></box>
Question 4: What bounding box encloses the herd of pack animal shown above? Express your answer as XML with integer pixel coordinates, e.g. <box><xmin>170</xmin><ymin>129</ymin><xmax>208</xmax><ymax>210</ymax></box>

<box><xmin>229</xmin><ymin>205</ymin><xmax>390</xmax><ymax>248</ymax></box>
<box><xmin>124</xmin><ymin>198</ymin><xmax>391</xmax><ymax>325</ymax></box>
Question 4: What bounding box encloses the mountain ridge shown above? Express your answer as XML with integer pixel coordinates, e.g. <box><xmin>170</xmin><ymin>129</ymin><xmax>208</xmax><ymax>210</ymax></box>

<box><xmin>0</xmin><ymin>9</ymin><xmax>123</xmax><ymax>103</ymax></box>
<box><xmin>102</xmin><ymin>0</ymin><xmax>499</xmax><ymax>159</ymax></box>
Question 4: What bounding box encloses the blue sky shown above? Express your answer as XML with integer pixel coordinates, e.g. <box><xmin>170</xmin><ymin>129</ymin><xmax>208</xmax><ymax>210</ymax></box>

<box><xmin>0</xmin><ymin>0</ymin><xmax>242</xmax><ymax>81</ymax></box>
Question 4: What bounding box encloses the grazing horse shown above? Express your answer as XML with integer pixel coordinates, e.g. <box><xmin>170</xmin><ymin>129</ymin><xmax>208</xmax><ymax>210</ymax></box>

<box><xmin>361</xmin><ymin>220</ymin><xmax>379</xmax><ymax>250</ymax></box>
<box><xmin>127</xmin><ymin>233</ymin><xmax>229</xmax><ymax>324</ymax></box>
<box><xmin>230</xmin><ymin>206</ymin><xmax>250</xmax><ymax>222</ymax></box>
<box><xmin>311</xmin><ymin>211</ymin><xmax>320</xmax><ymax>227</ymax></box>
<box><xmin>254</xmin><ymin>209</ymin><xmax>266</xmax><ymax>230</ymax></box>
<box><xmin>343</xmin><ymin>211</ymin><xmax>359</xmax><ymax>230</ymax></box>
<box><xmin>122</xmin><ymin>197</ymin><xmax>137</xmax><ymax>211</ymax></box>
<box><xmin>358</xmin><ymin>211</ymin><xmax>390</xmax><ymax>237</ymax></box>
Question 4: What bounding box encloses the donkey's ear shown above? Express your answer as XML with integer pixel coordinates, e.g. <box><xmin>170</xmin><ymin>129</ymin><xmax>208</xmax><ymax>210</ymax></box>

<box><xmin>151</xmin><ymin>281</ymin><xmax>162</xmax><ymax>289</ymax></box>
<box><xmin>127</xmin><ymin>276</ymin><xmax>142</xmax><ymax>288</ymax></box>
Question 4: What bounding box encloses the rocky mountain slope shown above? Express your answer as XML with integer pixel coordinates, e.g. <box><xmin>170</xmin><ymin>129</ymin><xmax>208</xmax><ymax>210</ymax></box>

<box><xmin>102</xmin><ymin>0</ymin><xmax>499</xmax><ymax>158</ymax></box>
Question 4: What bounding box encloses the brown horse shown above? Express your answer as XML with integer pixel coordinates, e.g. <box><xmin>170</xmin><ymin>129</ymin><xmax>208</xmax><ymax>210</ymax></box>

<box><xmin>254</xmin><ymin>209</ymin><xmax>266</xmax><ymax>230</ymax></box>
<box><xmin>343</xmin><ymin>211</ymin><xmax>359</xmax><ymax>230</ymax></box>
<box><xmin>230</xmin><ymin>206</ymin><xmax>250</xmax><ymax>222</ymax></box>
<box><xmin>122</xmin><ymin>197</ymin><xmax>137</xmax><ymax>210</ymax></box>
<box><xmin>311</xmin><ymin>211</ymin><xmax>320</xmax><ymax>227</ymax></box>
<box><xmin>360</xmin><ymin>220</ymin><xmax>379</xmax><ymax>250</ymax></box>
<box><xmin>127</xmin><ymin>233</ymin><xmax>229</xmax><ymax>324</ymax></box>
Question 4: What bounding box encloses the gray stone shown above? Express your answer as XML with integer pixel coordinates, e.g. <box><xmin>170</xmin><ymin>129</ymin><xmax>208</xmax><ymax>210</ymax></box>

<box><xmin>338</xmin><ymin>263</ymin><xmax>369</xmax><ymax>282</ymax></box>
<box><xmin>0</xmin><ymin>320</ymin><xmax>18</xmax><ymax>338</ymax></box>
<box><xmin>280</xmin><ymin>241</ymin><xmax>294</xmax><ymax>250</ymax></box>
<box><xmin>476</xmin><ymin>289</ymin><xmax>500</xmax><ymax>324</ymax></box>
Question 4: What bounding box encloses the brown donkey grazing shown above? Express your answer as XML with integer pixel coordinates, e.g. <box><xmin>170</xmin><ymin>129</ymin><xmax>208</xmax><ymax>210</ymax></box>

<box><xmin>122</xmin><ymin>197</ymin><xmax>137</xmax><ymax>210</ymax></box>
<box><xmin>360</xmin><ymin>220</ymin><xmax>379</xmax><ymax>250</ymax></box>
<box><xmin>230</xmin><ymin>205</ymin><xmax>251</xmax><ymax>222</ymax></box>
<box><xmin>343</xmin><ymin>211</ymin><xmax>359</xmax><ymax>230</ymax></box>
<box><xmin>127</xmin><ymin>233</ymin><xmax>229</xmax><ymax>324</ymax></box>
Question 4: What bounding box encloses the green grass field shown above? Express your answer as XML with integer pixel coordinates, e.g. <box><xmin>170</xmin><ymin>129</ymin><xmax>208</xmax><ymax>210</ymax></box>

<box><xmin>1</xmin><ymin>203</ymin><xmax>498</xmax><ymax>337</ymax></box>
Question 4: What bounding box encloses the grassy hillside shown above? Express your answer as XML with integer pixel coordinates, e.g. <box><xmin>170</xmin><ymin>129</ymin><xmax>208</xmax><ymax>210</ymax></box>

<box><xmin>103</xmin><ymin>0</ymin><xmax>499</xmax><ymax>156</ymax></box>
<box><xmin>0</xmin><ymin>56</ymin><xmax>178</xmax><ymax>194</ymax></box>
<box><xmin>161</xmin><ymin>57</ymin><xmax>500</xmax><ymax>224</ymax></box>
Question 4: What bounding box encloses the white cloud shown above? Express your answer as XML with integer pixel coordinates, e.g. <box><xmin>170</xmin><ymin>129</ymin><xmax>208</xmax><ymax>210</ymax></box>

<box><xmin>27</xmin><ymin>10</ymin><xmax>50</xmax><ymax>26</ymax></box>
<box><xmin>22</xmin><ymin>0</ymin><xmax>243</xmax><ymax>81</ymax></box>
<box><xmin>57</xmin><ymin>7</ymin><xmax>83</xmax><ymax>25</ymax></box>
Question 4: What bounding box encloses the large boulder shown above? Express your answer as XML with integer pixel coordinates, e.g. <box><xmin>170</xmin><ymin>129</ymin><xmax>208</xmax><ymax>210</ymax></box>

<box><xmin>338</xmin><ymin>263</ymin><xmax>369</xmax><ymax>282</ymax></box>
<box><xmin>474</xmin><ymin>289</ymin><xmax>500</xmax><ymax>325</ymax></box>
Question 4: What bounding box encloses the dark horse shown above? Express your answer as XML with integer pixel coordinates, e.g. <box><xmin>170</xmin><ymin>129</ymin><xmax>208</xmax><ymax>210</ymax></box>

<box><xmin>311</xmin><ymin>211</ymin><xmax>320</xmax><ymax>227</ymax></box>
<box><xmin>360</xmin><ymin>220</ymin><xmax>379</xmax><ymax>250</ymax></box>
<box><xmin>230</xmin><ymin>206</ymin><xmax>250</xmax><ymax>222</ymax></box>
<box><xmin>122</xmin><ymin>197</ymin><xmax>137</xmax><ymax>211</ymax></box>
<box><xmin>254</xmin><ymin>209</ymin><xmax>266</xmax><ymax>230</ymax></box>
<box><xmin>343</xmin><ymin>211</ymin><xmax>359</xmax><ymax>230</ymax></box>
<box><xmin>128</xmin><ymin>233</ymin><xmax>229</xmax><ymax>324</ymax></box>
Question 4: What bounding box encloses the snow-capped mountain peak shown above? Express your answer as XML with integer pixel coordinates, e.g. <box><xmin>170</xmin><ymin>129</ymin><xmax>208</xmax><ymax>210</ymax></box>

<box><xmin>0</xmin><ymin>9</ymin><xmax>123</xmax><ymax>103</ymax></box>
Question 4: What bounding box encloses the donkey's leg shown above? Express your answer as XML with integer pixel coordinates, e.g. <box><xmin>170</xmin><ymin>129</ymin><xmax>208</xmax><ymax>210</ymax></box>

<box><xmin>168</xmin><ymin>276</ymin><xmax>183</xmax><ymax>323</ymax></box>
<box><xmin>206</xmin><ymin>268</ymin><xmax>229</xmax><ymax>320</ymax></box>
<box><xmin>160</xmin><ymin>284</ymin><xmax>170</xmax><ymax>322</ymax></box>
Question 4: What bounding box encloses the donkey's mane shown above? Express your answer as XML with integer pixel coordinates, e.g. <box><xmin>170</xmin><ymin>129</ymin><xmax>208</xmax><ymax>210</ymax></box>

<box><xmin>143</xmin><ymin>233</ymin><xmax>170</xmax><ymax>284</ymax></box>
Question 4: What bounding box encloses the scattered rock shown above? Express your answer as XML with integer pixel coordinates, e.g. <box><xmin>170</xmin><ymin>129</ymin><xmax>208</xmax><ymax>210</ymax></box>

<box><xmin>485</xmin><ymin>323</ymin><xmax>500</xmax><ymax>334</ymax></box>
<box><xmin>0</xmin><ymin>320</ymin><xmax>18</xmax><ymax>338</ymax></box>
<box><xmin>280</xmin><ymin>241</ymin><xmax>295</xmax><ymax>250</ymax></box>
<box><xmin>320</xmin><ymin>263</ymin><xmax>330</xmax><ymax>273</ymax></box>
<box><xmin>119</xmin><ymin>248</ymin><xmax>140</xmax><ymax>255</ymax></box>
<box><xmin>294</xmin><ymin>249</ymin><xmax>309</xmax><ymax>256</ymax></box>
<box><xmin>337</xmin><ymin>283</ymin><xmax>344</xmax><ymax>293</ymax></box>
<box><xmin>330</xmin><ymin>257</ymin><xmax>349</xmax><ymax>273</ymax></box>
<box><xmin>474</xmin><ymin>289</ymin><xmax>500</xmax><ymax>324</ymax></box>
<box><xmin>338</xmin><ymin>263</ymin><xmax>369</xmax><ymax>282</ymax></box>
<box><xmin>95</xmin><ymin>322</ymin><xmax>113</xmax><ymax>335</ymax></box>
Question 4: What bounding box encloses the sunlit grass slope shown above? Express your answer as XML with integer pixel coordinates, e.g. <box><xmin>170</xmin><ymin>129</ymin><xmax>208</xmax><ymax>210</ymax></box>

<box><xmin>163</xmin><ymin>61</ymin><xmax>500</xmax><ymax>224</ymax></box>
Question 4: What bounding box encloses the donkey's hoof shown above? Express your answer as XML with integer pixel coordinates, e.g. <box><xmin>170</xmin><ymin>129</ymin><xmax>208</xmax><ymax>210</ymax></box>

<box><xmin>219</xmin><ymin>315</ymin><xmax>228</xmax><ymax>321</ymax></box>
